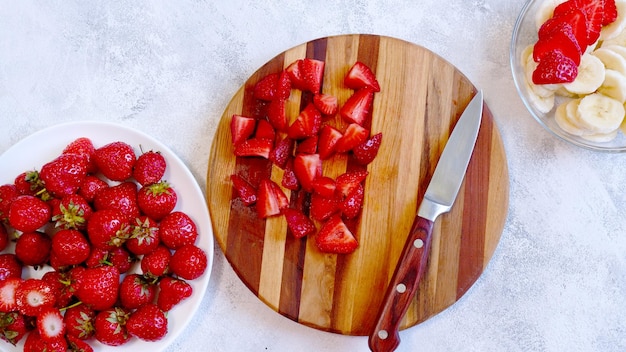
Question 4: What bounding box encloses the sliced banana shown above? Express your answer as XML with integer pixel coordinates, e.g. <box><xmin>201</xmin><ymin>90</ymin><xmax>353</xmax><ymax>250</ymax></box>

<box><xmin>580</xmin><ymin>129</ymin><xmax>619</xmax><ymax>142</ymax></box>
<box><xmin>576</xmin><ymin>93</ymin><xmax>626</xmax><ymax>133</ymax></box>
<box><xmin>524</xmin><ymin>81</ymin><xmax>556</xmax><ymax>113</ymax></box>
<box><xmin>600</xmin><ymin>0</ymin><xmax>626</xmax><ymax>41</ymax></box>
<box><xmin>598</xmin><ymin>69</ymin><xmax>626</xmax><ymax>103</ymax></box>
<box><xmin>562</xmin><ymin>53</ymin><xmax>606</xmax><ymax>95</ymax></box>
<box><xmin>592</xmin><ymin>47</ymin><xmax>626</xmax><ymax>76</ymax></box>
<box><xmin>600</xmin><ymin>27</ymin><xmax>626</xmax><ymax>48</ymax></box>
<box><xmin>604</xmin><ymin>44</ymin><xmax>626</xmax><ymax>60</ymax></box>
<box><xmin>555</xmin><ymin>102</ymin><xmax>586</xmax><ymax>136</ymax></box>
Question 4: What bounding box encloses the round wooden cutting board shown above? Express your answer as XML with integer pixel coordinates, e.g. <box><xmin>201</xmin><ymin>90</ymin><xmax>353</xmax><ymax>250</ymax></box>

<box><xmin>206</xmin><ymin>34</ymin><xmax>509</xmax><ymax>336</ymax></box>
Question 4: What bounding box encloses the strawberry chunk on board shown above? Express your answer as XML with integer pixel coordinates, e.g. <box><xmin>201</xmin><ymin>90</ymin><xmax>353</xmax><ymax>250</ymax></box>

<box><xmin>352</xmin><ymin>132</ymin><xmax>383</xmax><ymax>165</ymax></box>
<box><xmin>340</xmin><ymin>88</ymin><xmax>374</xmax><ymax>126</ymax></box>
<box><xmin>287</xmin><ymin>103</ymin><xmax>322</xmax><ymax>140</ymax></box>
<box><xmin>293</xmin><ymin>153</ymin><xmax>322</xmax><ymax>192</ymax></box>
<box><xmin>230</xmin><ymin>174</ymin><xmax>257</xmax><ymax>206</ymax></box>
<box><xmin>315</xmin><ymin>214</ymin><xmax>358</xmax><ymax>254</ymax></box>
<box><xmin>344</xmin><ymin>61</ymin><xmax>381</xmax><ymax>92</ymax></box>
<box><xmin>234</xmin><ymin>138</ymin><xmax>273</xmax><ymax>158</ymax></box>
<box><xmin>317</xmin><ymin>125</ymin><xmax>343</xmax><ymax>160</ymax></box>
<box><xmin>286</xmin><ymin>58</ymin><xmax>325</xmax><ymax>93</ymax></box>
<box><xmin>335</xmin><ymin>123</ymin><xmax>370</xmax><ymax>153</ymax></box>
<box><xmin>283</xmin><ymin>208</ymin><xmax>316</xmax><ymax>238</ymax></box>
<box><xmin>313</xmin><ymin>93</ymin><xmax>339</xmax><ymax>115</ymax></box>
<box><xmin>230</xmin><ymin>114</ymin><xmax>256</xmax><ymax>145</ymax></box>
<box><xmin>256</xmin><ymin>179</ymin><xmax>289</xmax><ymax>218</ymax></box>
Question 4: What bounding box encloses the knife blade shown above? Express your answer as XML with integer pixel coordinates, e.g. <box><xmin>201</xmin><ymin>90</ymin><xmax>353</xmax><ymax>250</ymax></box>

<box><xmin>368</xmin><ymin>90</ymin><xmax>483</xmax><ymax>352</ymax></box>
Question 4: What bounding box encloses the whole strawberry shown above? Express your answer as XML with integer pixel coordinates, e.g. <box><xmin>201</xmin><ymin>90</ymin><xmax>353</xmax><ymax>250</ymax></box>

<box><xmin>78</xmin><ymin>175</ymin><xmax>108</xmax><ymax>203</ymax></box>
<box><xmin>41</xmin><ymin>271</ymin><xmax>74</xmax><ymax>308</ymax></box>
<box><xmin>119</xmin><ymin>273</ymin><xmax>156</xmax><ymax>310</ymax></box>
<box><xmin>13</xmin><ymin>171</ymin><xmax>44</xmax><ymax>198</ymax></box>
<box><xmin>63</xmin><ymin>137</ymin><xmax>97</xmax><ymax>173</ymax></box>
<box><xmin>126</xmin><ymin>303</ymin><xmax>168</xmax><ymax>341</ymax></box>
<box><xmin>87</xmin><ymin>209</ymin><xmax>129</xmax><ymax>251</ymax></box>
<box><xmin>51</xmin><ymin>229</ymin><xmax>91</xmax><ymax>266</ymax></box>
<box><xmin>39</xmin><ymin>153</ymin><xmax>88</xmax><ymax>198</ymax></box>
<box><xmin>0</xmin><ymin>254</ymin><xmax>22</xmax><ymax>281</ymax></box>
<box><xmin>14</xmin><ymin>232</ymin><xmax>51</xmax><ymax>267</ymax></box>
<box><xmin>67</xmin><ymin>334</ymin><xmax>94</xmax><ymax>352</ymax></box>
<box><xmin>0</xmin><ymin>223</ymin><xmax>9</xmax><ymax>252</ymax></box>
<box><xmin>94</xmin><ymin>141</ymin><xmax>137</xmax><ymax>182</ymax></box>
<box><xmin>63</xmin><ymin>304</ymin><xmax>95</xmax><ymax>340</ymax></box>
<box><xmin>137</xmin><ymin>181</ymin><xmax>177</xmax><ymax>221</ymax></box>
<box><xmin>0</xmin><ymin>311</ymin><xmax>31</xmax><ymax>345</ymax></box>
<box><xmin>0</xmin><ymin>183</ymin><xmax>18</xmax><ymax>222</ymax></box>
<box><xmin>23</xmin><ymin>329</ymin><xmax>68</xmax><ymax>351</ymax></box>
<box><xmin>94</xmin><ymin>307</ymin><xmax>130</xmax><ymax>346</ymax></box>
<box><xmin>74</xmin><ymin>265</ymin><xmax>120</xmax><ymax>311</ymax></box>
<box><xmin>51</xmin><ymin>194</ymin><xmax>93</xmax><ymax>230</ymax></box>
<box><xmin>93</xmin><ymin>181</ymin><xmax>140</xmax><ymax>222</ymax></box>
<box><xmin>170</xmin><ymin>244</ymin><xmax>208</xmax><ymax>280</ymax></box>
<box><xmin>159</xmin><ymin>211</ymin><xmax>198</xmax><ymax>250</ymax></box>
<box><xmin>133</xmin><ymin>150</ymin><xmax>166</xmax><ymax>186</ymax></box>
<box><xmin>126</xmin><ymin>216</ymin><xmax>160</xmax><ymax>256</ymax></box>
<box><xmin>108</xmin><ymin>246</ymin><xmax>134</xmax><ymax>274</ymax></box>
<box><xmin>140</xmin><ymin>245</ymin><xmax>171</xmax><ymax>278</ymax></box>
<box><xmin>8</xmin><ymin>195</ymin><xmax>51</xmax><ymax>233</ymax></box>
<box><xmin>157</xmin><ymin>277</ymin><xmax>192</xmax><ymax>312</ymax></box>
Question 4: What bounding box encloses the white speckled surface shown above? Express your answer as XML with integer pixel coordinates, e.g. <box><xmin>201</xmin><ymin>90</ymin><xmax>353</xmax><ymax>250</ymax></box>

<box><xmin>1</xmin><ymin>1</ymin><xmax>625</xmax><ymax>351</ymax></box>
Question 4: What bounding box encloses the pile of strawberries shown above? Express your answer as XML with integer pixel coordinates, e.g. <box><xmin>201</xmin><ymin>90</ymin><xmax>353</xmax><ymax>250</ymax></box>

<box><xmin>532</xmin><ymin>0</ymin><xmax>618</xmax><ymax>84</ymax></box>
<box><xmin>0</xmin><ymin>137</ymin><xmax>208</xmax><ymax>350</ymax></box>
<box><xmin>229</xmin><ymin>58</ymin><xmax>383</xmax><ymax>254</ymax></box>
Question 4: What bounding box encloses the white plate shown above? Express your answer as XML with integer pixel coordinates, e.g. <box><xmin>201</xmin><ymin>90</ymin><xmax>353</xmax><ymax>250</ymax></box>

<box><xmin>0</xmin><ymin>121</ymin><xmax>214</xmax><ymax>351</ymax></box>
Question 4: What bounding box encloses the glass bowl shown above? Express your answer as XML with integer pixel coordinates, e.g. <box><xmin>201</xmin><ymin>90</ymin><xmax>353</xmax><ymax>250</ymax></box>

<box><xmin>510</xmin><ymin>0</ymin><xmax>626</xmax><ymax>152</ymax></box>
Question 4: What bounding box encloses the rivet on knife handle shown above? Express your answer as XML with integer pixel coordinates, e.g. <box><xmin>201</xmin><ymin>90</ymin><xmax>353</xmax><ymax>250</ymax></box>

<box><xmin>368</xmin><ymin>216</ymin><xmax>434</xmax><ymax>352</ymax></box>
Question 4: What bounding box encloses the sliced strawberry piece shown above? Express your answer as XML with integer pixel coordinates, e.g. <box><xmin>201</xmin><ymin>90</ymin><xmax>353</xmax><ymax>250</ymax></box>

<box><xmin>281</xmin><ymin>159</ymin><xmax>300</xmax><ymax>190</ymax></box>
<box><xmin>267</xmin><ymin>99</ymin><xmax>288</xmax><ymax>131</ymax></box>
<box><xmin>15</xmin><ymin>279</ymin><xmax>56</xmax><ymax>317</ymax></box>
<box><xmin>234</xmin><ymin>138</ymin><xmax>273</xmax><ymax>158</ymax></box>
<box><xmin>604</xmin><ymin>0</ymin><xmax>618</xmax><ymax>25</ymax></box>
<box><xmin>335</xmin><ymin>170</ymin><xmax>369</xmax><ymax>197</ymax></box>
<box><xmin>313</xmin><ymin>93</ymin><xmax>339</xmax><ymax>115</ymax></box>
<box><xmin>318</xmin><ymin>125</ymin><xmax>343</xmax><ymax>160</ymax></box>
<box><xmin>253</xmin><ymin>73</ymin><xmax>280</xmax><ymax>101</ymax></box>
<box><xmin>0</xmin><ymin>277</ymin><xmax>22</xmax><ymax>312</ymax></box>
<box><xmin>276</xmin><ymin>71</ymin><xmax>292</xmax><ymax>100</ymax></box>
<box><xmin>310</xmin><ymin>193</ymin><xmax>339</xmax><ymax>221</ymax></box>
<box><xmin>300</xmin><ymin>58</ymin><xmax>325</xmax><ymax>93</ymax></box>
<box><xmin>287</xmin><ymin>103</ymin><xmax>322</xmax><ymax>139</ymax></box>
<box><xmin>283</xmin><ymin>208</ymin><xmax>316</xmax><ymax>238</ymax></box>
<box><xmin>255</xmin><ymin>119</ymin><xmax>276</xmax><ymax>141</ymax></box>
<box><xmin>344</xmin><ymin>61</ymin><xmax>381</xmax><ymax>92</ymax></box>
<box><xmin>340</xmin><ymin>88</ymin><xmax>374</xmax><ymax>126</ymax></box>
<box><xmin>339</xmin><ymin>183</ymin><xmax>364</xmax><ymax>219</ymax></box>
<box><xmin>538</xmin><ymin>9</ymin><xmax>588</xmax><ymax>53</ymax></box>
<box><xmin>311</xmin><ymin>176</ymin><xmax>336</xmax><ymax>198</ymax></box>
<box><xmin>230</xmin><ymin>174</ymin><xmax>257</xmax><ymax>206</ymax></box>
<box><xmin>297</xmin><ymin>136</ymin><xmax>318</xmax><ymax>154</ymax></box>
<box><xmin>285</xmin><ymin>60</ymin><xmax>304</xmax><ymax>89</ymax></box>
<box><xmin>230</xmin><ymin>114</ymin><xmax>256</xmax><ymax>145</ymax></box>
<box><xmin>293</xmin><ymin>153</ymin><xmax>322</xmax><ymax>192</ymax></box>
<box><xmin>37</xmin><ymin>307</ymin><xmax>65</xmax><ymax>341</ymax></box>
<box><xmin>554</xmin><ymin>0</ymin><xmax>604</xmax><ymax>46</ymax></box>
<box><xmin>269</xmin><ymin>137</ymin><xmax>294</xmax><ymax>169</ymax></box>
<box><xmin>256</xmin><ymin>179</ymin><xmax>289</xmax><ymax>218</ymax></box>
<box><xmin>532</xmin><ymin>50</ymin><xmax>578</xmax><ymax>84</ymax></box>
<box><xmin>315</xmin><ymin>214</ymin><xmax>358</xmax><ymax>254</ymax></box>
<box><xmin>533</xmin><ymin>26</ymin><xmax>582</xmax><ymax>65</ymax></box>
<box><xmin>335</xmin><ymin>123</ymin><xmax>370</xmax><ymax>153</ymax></box>
<box><xmin>352</xmin><ymin>132</ymin><xmax>383</xmax><ymax>165</ymax></box>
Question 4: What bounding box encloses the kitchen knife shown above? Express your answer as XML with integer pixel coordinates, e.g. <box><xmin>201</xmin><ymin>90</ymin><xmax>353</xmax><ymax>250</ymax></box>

<box><xmin>368</xmin><ymin>90</ymin><xmax>484</xmax><ymax>352</ymax></box>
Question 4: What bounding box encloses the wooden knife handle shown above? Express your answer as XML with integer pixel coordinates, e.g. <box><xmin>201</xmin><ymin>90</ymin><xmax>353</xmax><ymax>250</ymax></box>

<box><xmin>368</xmin><ymin>216</ymin><xmax>434</xmax><ymax>352</ymax></box>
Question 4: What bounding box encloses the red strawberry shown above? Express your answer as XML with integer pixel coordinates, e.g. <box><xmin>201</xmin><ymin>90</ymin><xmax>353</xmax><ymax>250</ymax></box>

<box><xmin>40</xmin><ymin>153</ymin><xmax>88</xmax><ymax>198</ymax></box>
<box><xmin>253</xmin><ymin>72</ymin><xmax>291</xmax><ymax>101</ymax></box>
<box><xmin>64</xmin><ymin>304</ymin><xmax>95</xmax><ymax>340</ymax></box>
<box><xmin>310</xmin><ymin>193</ymin><xmax>339</xmax><ymax>222</ymax></box>
<box><xmin>317</xmin><ymin>125</ymin><xmax>343</xmax><ymax>160</ymax></box>
<box><xmin>108</xmin><ymin>246</ymin><xmax>134</xmax><ymax>274</ymax></box>
<box><xmin>604</xmin><ymin>0</ymin><xmax>618</xmax><ymax>25</ymax></box>
<box><xmin>126</xmin><ymin>303</ymin><xmax>168</xmax><ymax>341</ymax></box>
<box><xmin>133</xmin><ymin>150</ymin><xmax>167</xmax><ymax>186</ymax></box>
<box><xmin>315</xmin><ymin>214</ymin><xmax>358</xmax><ymax>254</ymax></box>
<box><xmin>137</xmin><ymin>181</ymin><xmax>178</xmax><ymax>221</ymax></box>
<box><xmin>66</xmin><ymin>334</ymin><xmax>94</xmax><ymax>352</ymax></box>
<box><xmin>256</xmin><ymin>179</ymin><xmax>289</xmax><ymax>218</ymax></box>
<box><xmin>234</xmin><ymin>138</ymin><xmax>273</xmax><ymax>158</ymax></box>
<box><xmin>287</xmin><ymin>58</ymin><xmax>325</xmax><ymax>93</ymax></box>
<box><xmin>268</xmin><ymin>137</ymin><xmax>294</xmax><ymax>169</ymax></box>
<box><xmin>36</xmin><ymin>307</ymin><xmax>65</xmax><ymax>341</ymax></box>
<box><xmin>335</xmin><ymin>170</ymin><xmax>369</xmax><ymax>197</ymax></box>
<box><xmin>352</xmin><ymin>132</ymin><xmax>383</xmax><ymax>165</ymax></box>
<box><xmin>40</xmin><ymin>271</ymin><xmax>73</xmax><ymax>308</ymax></box>
<box><xmin>287</xmin><ymin>103</ymin><xmax>322</xmax><ymax>139</ymax></box>
<box><xmin>156</xmin><ymin>277</ymin><xmax>192</xmax><ymax>312</ymax></box>
<box><xmin>297</xmin><ymin>135</ymin><xmax>318</xmax><ymax>154</ymax></box>
<box><xmin>24</xmin><ymin>329</ymin><xmax>67</xmax><ymax>352</ymax></box>
<box><xmin>85</xmin><ymin>247</ymin><xmax>109</xmax><ymax>268</ymax></box>
<box><xmin>94</xmin><ymin>141</ymin><xmax>137</xmax><ymax>182</ymax></box>
<box><xmin>63</xmin><ymin>137</ymin><xmax>97</xmax><ymax>173</ymax></box>
<box><xmin>141</xmin><ymin>245</ymin><xmax>171</xmax><ymax>278</ymax></box>
<box><xmin>311</xmin><ymin>176</ymin><xmax>336</xmax><ymax>198</ymax></box>
<box><xmin>170</xmin><ymin>244</ymin><xmax>208</xmax><ymax>280</ymax></box>
<box><xmin>230</xmin><ymin>174</ymin><xmax>257</xmax><ymax>206</ymax></box>
<box><xmin>126</xmin><ymin>215</ymin><xmax>160</xmax><ymax>256</ymax></box>
<box><xmin>230</xmin><ymin>114</ymin><xmax>256</xmax><ymax>145</ymax></box>
<box><xmin>0</xmin><ymin>184</ymin><xmax>18</xmax><ymax>222</ymax></box>
<box><xmin>159</xmin><ymin>211</ymin><xmax>198</xmax><ymax>249</ymax></box>
<box><xmin>344</xmin><ymin>61</ymin><xmax>381</xmax><ymax>92</ymax></box>
<box><xmin>75</xmin><ymin>265</ymin><xmax>120</xmax><ymax>311</ymax></box>
<box><xmin>77</xmin><ymin>175</ymin><xmax>108</xmax><ymax>203</ymax></box>
<box><xmin>533</xmin><ymin>27</ymin><xmax>582</xmax><ymax>65</ymax></box>
<box><xmin>532</xmin><ymin>50</ymin><xmax>578</xmax><ymax>84</ymax></box>
<box><xmin>120</xmin><ymin>274</ymin><xmax>156</xmax><ymax>310</ymax></box>
<box><xmin>0</xmin><ymin>311</ymin><xmax>31</xmax><ymax>345</ymax></box>
<box><xmin>293</xmin><ymin>153</ymin><xmax>322</xmax><ymax>192</ymax></box>
<box><xmin>93</xmin><ymin>181</ymin><xmax>140</xmax><ymax>222</ymax></box>
<box><xmin>283</xmin><ymin>208</ymin><xmax>316</xmax><ymax>238</ymax></box>
<box><xmin>13</xmin><ymin>171</ymin><xmax>44</xmax><ymax>197</ymax></box>
<box><xmin>94</xmin><ymin>307</ymin><xmax>130</xmax><ymax>346</ymax></box>
<box><xmin>313</xmin><ymin>93</ymin><xmax>339</xmax><ymax>115</ymax></box>
<box><xmin>15</xmin><ymin>279</ymin><xmax>56</xmax><ymax>317</ymax></box>
<box><xmin>0</xmin><ymin>278</ymin><xmax>22</xmax><ymax>313</ymax></box>
<box><xmin>51</xmin><ymin>193</ymin><xmax>93</xmax><ymax>230</ymax></box>
<box><xmin>0</xmin><ymin>254</ymin><xmax>22</xmax><ymax>281</ymax></box>
<box><xmin>339</xmin><ymin>183</ymin><xmax>365</xmax><ymax>219</ymax></box>
<box><xmin>87</xmin><ymin>209</ymin><xmax>129</xmax><ymax>250</ymax></box>
<box><xmin>281</xmin><ymin>160</ymin><xmax>300</xmax><ymax>190</ymax></box>
<box><xmin>8</xmin><ymin>195</ymin><xmax>51</xmax><ymax>233</ymax></box>
<box><xmin>340</xmin><ymin>88</ymin><xmax>374</xmax><ymax>126</ymax></box>
<box><xmin>267</xmin><ymin>99</ymin><xmax>288</xmax><ymax>131</ymax></box>
<box><xmin>14</xmin><ymin>232</ymin><xmax>51</xmax><ymax>267</ymax></box>
<box><xmin>335</xmin><ymin>123</ymin><xmax>369</xmax><ymax>153</ymax></box>
<box><xmin>554</xmin><ymin>0</ymin><xmax>605</xmax><ymax>46</ymax></box>
<box><xmin>0</xmin><ymin>224</ymin><xmax>7</xmax><ymax>252</ymax></box>
<box><xmin>255</xmin><ymin>119</ymin><xmax>276</xmax><ymax>141</ymax></box>
<box><xmin>538</xmin><ymin>8</ymin><xmax>588</xmax><ymax>53</ymax></box>
<box><xmin>51</xmin><ymin>229</ymin><xmax>91</xmax><ymax>266</ymax></box>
